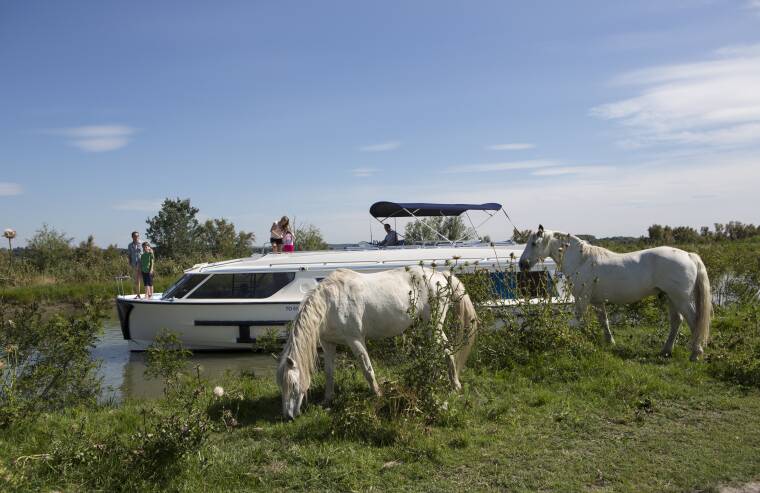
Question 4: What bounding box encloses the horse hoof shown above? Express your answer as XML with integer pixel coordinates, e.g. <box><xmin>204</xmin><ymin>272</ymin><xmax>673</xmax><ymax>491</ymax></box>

<box><xmin>689</xmin><ymin>352</ymin><xmax>703</xmax><ymax>362</ymax></box>
<box><xmin>660</xmin><ymin>351</ymin><xmax>672</xmax><ymax>358</ymax></box>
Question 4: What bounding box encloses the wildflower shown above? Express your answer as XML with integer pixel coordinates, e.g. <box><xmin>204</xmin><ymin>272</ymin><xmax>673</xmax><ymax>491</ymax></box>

<box><xmin>213</xmin><ymin>386</ymin><xmax>225</xmax><ymax>398</ymax></box>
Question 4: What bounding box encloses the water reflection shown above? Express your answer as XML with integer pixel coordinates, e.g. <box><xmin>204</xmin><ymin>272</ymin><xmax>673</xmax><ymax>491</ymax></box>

<box><xmin>93</xmin><ymin>319</ymin><xmax>279</xmax><ymax>402</ymax></box>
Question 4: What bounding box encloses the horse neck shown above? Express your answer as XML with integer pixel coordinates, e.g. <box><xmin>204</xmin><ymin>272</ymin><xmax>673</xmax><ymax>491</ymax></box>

<box><xmin>283</xmin><ymin>292</ymin><xmax>325</xmax><ymax>388</ymax></box>
<box><xmin>549</xmin><ymin>233</ymin><xmax>585</xmax><ymax>274</ymax></box>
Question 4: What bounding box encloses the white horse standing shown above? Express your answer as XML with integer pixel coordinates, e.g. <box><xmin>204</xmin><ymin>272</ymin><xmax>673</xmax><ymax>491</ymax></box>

<box><xmin>276</xmin><ymin>266</ymin><xmax>478</xmax><ymax>420</ymax></box>
<box><xmin>519</xmin><ymin>225</ymin><xmax>711</xmax><ymax>361</ymax></box>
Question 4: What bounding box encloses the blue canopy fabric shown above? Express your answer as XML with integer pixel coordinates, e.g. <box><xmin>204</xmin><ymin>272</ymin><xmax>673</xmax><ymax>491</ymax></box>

<box><xmin>369</xmin><ymin>201</ymin><xmax>502</xmax><ymax>218</ymax></box>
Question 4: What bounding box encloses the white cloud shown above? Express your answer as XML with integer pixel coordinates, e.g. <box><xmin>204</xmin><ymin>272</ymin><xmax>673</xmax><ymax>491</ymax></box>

<box><xmin>591</xmin><ymin>44</ymin><xmax>760</xmax><ymax>149</ymax></box>
<box><xmin>112</xmin><ymin>199</ymin><xmax>162</xmax><ymax>212</ymax></box>
<box><xmin>358</xmin><ymin>141</ymin><xmax>401</xmax><ymax>152</ymax></box>
<box><xmin>289</xmin><ymin>149</ymin><xmax>760</xmax><ymax>242</ymax></box>
<box><xmin>747</xmin><ymin>0</ymin><xmax>760</xmax><ymax>13</ymax></box>
<box><xmin>532</xmin><ymin>165</ymin><xmax>615</xmax><ymax>176</ymax></box>
<box><xmin>50</xmin><ymin>125</ymin><xmax>137</xmax><ymax>152</ymax></box>
<box><xmin>351</xmin><ymin>167</ymin><xmax>379</xmax><ymax>177</ymax></box>
<box><xmin>486</xmin><ymin>143</ymin><xmax>535</xmax><ymax>151</ymax></box>
<box><xmin>0</xmin><ymin>182</ymin><xmax>23</xmax><ymax>196</ymax></box>
<box><xmin>443</xmin><ymin>160</ymin><xmax>559</xmax><ymax>174</ymax></box>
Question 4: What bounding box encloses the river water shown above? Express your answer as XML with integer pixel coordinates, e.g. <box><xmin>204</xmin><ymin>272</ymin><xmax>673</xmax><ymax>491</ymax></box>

<box><xmin>92</xmin><ymin>317</ymin><xmax>279</xmax><ymax>402</ymax></box>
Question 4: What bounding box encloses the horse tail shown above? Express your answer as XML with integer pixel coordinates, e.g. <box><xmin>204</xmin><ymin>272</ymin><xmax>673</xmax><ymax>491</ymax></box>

<box><xmin>445</xmin><ymin>273</ymin><xmax>478</xmax><ymax>373</ymax></box>
<box><xmin>688</xmin><ymin>252</ymin><xmax>712</xmax><ymax>353</ymax></box>
<box><xmin>454</xmin><ymin>291</ymin><xmax>478</xmax><ymax>373</ymax></box>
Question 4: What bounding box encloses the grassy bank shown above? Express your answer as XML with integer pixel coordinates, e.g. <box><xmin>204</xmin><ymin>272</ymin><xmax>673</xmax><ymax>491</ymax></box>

<box><xmin>2</xmin><ymin>238</ymin><xmax>760</xmax><ymax>491</ymax></box>
<box><xmin>2</xmin><ymin>312</ymin><xmax>760</xmax><ymax>492</ymax></box>
<box><xmin>0</xmin><ymin>277</ymin><xmax>178</xmax><ymax>304</ymax></box>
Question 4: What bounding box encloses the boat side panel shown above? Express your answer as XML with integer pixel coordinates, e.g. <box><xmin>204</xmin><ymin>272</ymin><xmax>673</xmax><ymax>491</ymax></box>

<box><xmin>127</xmin><ymin>301</ymin><xmax>301</xmax><ymax>350</ymax></box>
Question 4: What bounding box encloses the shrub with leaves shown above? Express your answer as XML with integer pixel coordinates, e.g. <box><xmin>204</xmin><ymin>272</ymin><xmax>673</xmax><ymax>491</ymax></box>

<box><xmin>0</xmin><ymin>301</ymin><xmax>103</xmax><ymax>427</ymax></box>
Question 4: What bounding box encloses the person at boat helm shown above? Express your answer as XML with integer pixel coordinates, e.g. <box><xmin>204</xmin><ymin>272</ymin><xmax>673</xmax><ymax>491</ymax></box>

<box><xmin>378</xmin><ymin>223</ymin><xmax>399</xmax><ymax>247</ymax></box>
<box><xmin>127</xmin><ymin>231</ymin><xmax>143</xmax><ymax>298</ymax></box>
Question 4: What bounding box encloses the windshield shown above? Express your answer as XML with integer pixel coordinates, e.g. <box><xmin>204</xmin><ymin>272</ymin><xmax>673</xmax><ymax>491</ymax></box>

<box><xmin>161</xmin><ymin>274</ymin><xmax>209</xmax><ymax>299</ymax></box>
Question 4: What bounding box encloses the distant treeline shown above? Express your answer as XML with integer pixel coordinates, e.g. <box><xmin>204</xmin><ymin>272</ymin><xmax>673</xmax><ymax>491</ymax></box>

<box><xmin>512</xmin><ymin>221</ymin><xmax>759</xmax><ymax>246</ymax></box>
<box><xmin>0</xmin><ymin>198</ymin><xmax>327</xmax><ymax>290</ymax></box>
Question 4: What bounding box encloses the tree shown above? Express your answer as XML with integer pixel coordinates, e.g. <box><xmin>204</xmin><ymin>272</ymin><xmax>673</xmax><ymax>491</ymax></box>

<box><xmin>295</xmin><ymin>224</ymin><xmax>327</xmax><ymax>251</ymax></box>
<box><xmin>198</xmin><ymin>218</ymin><xmax>254</xmax><ymax>258</ymax></box>
<box><xmin>404</xmin><ymin>217</ymin><xmax>474</xmax><ymax>243</ymax></box>
<box><xmin>146</xmin><ymin>198</ymin><xmax>201</xmax><ymax>258</ymax></box>
<box><xmin>672</xmin><ymin>226</ymin><xmax>700</xmax><ymax>244</ymax></box>
<box><xmin>74</xmin><ymin>235</ymin><xmax>98</xmax><ymax>262</ymax></box>
<box><xmin>26</xmin><ymin>224</ymin><xmax>73</xmax><ymax>270</ymax></box>
<box><xmin>647</xmin><ymin>224</ymin><xmax>674</xmax><ymax>244</ymax></box>
<box><xmin>511</xmin><ymin>228</ymin><xmax>532</xmax><ymax>244</ymax></box>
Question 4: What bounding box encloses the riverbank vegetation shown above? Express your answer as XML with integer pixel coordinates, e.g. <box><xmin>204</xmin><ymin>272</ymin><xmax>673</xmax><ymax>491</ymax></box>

<box><xmin>1</xmin><ymin>227</ymin><xmax>759</xmax><ymax>491</ymax></box>
<box><xmin>0</xmin><ymin>198</ymin><xmax>328</xmax><ymax>303</ymax></box>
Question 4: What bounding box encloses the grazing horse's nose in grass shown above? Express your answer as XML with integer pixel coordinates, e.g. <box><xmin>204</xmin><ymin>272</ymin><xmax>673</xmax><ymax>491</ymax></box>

<box><xmin>519</xmin><ymin>259</ymin><xmax>530</xmax><ymax>271</ymax></box>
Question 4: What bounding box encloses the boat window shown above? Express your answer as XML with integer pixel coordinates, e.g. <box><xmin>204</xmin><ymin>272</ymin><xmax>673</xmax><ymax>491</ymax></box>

<box><xmin>188</xmin><ymin>272</ymin><xmax>296</xmax><ymax>299</ymax></box>
<box><xmin>490</xmin><ymin>271</ymin><xmax>555</xmax><ymax>299</ymax></box>
<box><xmin>162</xmin><ymin>274</ymin><xmax>209</xmax><ymax>299</ymax></box>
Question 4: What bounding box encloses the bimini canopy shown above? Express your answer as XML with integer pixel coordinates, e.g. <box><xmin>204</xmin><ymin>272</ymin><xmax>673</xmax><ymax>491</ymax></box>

<box><xmin>370</xmin><ymin>201</ymin><xmax>502</xmax><ymax>219</ymax></box>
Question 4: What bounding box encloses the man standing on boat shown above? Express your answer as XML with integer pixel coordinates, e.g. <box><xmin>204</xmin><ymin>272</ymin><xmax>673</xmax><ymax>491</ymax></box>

<box><xmin>127</xmin><ymin>231</ymin><xmax>143</xmax><ymax>298</ymax></box>
<box><xmin>379</xmin><ymin>223</ymin><xmax>399</xmax><ymax>247</ymax></box>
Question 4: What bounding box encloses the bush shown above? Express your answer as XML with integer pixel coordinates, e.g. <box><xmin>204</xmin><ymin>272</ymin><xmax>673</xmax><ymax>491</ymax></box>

<box><xmin>0</xmin><ymin>301</ymin><xmax>103</xmax><ymax>427</ymax></box>
<box><xmin>707</xmin><ymin>303</ymin><xmax>760</xmax><ymax>387</ymax></box>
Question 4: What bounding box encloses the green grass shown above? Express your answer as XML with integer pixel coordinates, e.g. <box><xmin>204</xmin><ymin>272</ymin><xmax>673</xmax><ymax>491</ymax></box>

<box><xmin>0</xmin><ymin>278</ymin><xmax>177</xmax><ymax>303</ymax></box>
<box><xmin>2</xmin><ymin>319</ymin><xmax>760</xmax><ymax>492</ymax></box>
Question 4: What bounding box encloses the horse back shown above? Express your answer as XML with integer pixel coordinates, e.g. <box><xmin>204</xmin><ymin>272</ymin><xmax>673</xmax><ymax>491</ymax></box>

<box><xmin>583</xmin><ymin>246</ymin><xmax>698</xmax><ymax>303</ymax></box>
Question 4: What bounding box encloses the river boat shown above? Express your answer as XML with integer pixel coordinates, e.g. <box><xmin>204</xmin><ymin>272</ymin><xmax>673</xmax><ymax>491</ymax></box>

<box><xmin>116</xmin><ymin>202</ymin><xmax>564</xmax><ymax>350</ymax></box>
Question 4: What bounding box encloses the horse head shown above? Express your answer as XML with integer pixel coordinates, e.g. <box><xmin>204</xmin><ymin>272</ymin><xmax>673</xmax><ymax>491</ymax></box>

<box><xmin>277</xmin><ymin>355</ymin><xmax>306</xmax><ymax>420</ymax></box>
<box><xmin>519</xmin><ymin>224</ymin><xmax>554</xmax><ymax>271</ymax></box>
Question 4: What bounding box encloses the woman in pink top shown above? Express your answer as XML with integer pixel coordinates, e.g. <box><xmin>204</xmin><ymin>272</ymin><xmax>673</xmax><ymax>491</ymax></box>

<box><xmin>282</xmin><ymin>226</ymin><xmax>295</xmax><ymax>253</ymax></box>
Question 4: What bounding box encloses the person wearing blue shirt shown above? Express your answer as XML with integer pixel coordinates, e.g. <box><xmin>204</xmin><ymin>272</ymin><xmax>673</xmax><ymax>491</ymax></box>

<box><xmin>379</xmin><ymin>223</ymin><xmax>399</xmax><ymax>247</ymax></box>
<box><xmin>127</xmin><ymin>231</ymin><xmax>143</xmax><ymax>298</ymax></box>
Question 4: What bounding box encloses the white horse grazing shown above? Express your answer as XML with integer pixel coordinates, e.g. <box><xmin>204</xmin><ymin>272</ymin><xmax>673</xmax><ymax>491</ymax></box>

<box><xmin>519</xmin><ymin>225</ymin><xmax>711</xmax><ymax>361</ymax></box>
<box><xmin>276</xmin><ymin>266</ymin><xmax>478</xmax><ymax>420</ymax></box>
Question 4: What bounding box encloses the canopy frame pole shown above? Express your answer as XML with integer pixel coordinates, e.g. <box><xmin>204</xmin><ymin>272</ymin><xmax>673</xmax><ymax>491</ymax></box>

<box><xmin>455</xmin><ymin>209</ymin><xmax>499</xmax><ymax>243</ymax></box>
<box><xmin>401</xmin><ymin>207</ymin><xmax>453</xmax><ymax>244</ymax></box>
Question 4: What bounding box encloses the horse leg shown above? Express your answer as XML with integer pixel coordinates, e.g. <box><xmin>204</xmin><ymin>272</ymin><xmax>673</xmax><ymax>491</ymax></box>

<box><xmin>434</xmin><ymin>303</ymin><xmax>461</xmax><ymax>391</ymax></box>
<box><xmin>346</xmin><ymin>338</ymin><xmax>382</xmax><ymax>396</ymax></box>
<box><xmin>676</xmin><ymin>300</ymin><xmax>703</xmax><ymax>361</ymax></box>
<box><xmin>593</xmin><ymin>303</ymin><xmax>615</xmax><ymax>344</ymax></box>
<box><xmin>322</xmin><ymin>341</ymin><xmax>337</xmax><ymax>406</ymax></box>
<box><xmin>668</xmin><ymin>294</ymin><xmax>704</xmax><ymax>361</ymax></box>
<box><xmin>570</xmin><ymin>295</ymin><xmax>589</xmax><ymax>329</ymax></box>
<box><xmin>661</xmin><ymin>300</ymin><xmax>682</xmax><ymax>357</ymax></box>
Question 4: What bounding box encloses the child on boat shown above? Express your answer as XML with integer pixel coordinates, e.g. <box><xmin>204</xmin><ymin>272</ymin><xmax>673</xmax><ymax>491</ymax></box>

<box><xmin>283</xmin><ymin>227</ymin><xmax>295</xmax><ymax>253</ymax></box>
<box><xmin>140</xmin><ymin>242</ymin><xmax>155</xmax><ymax>299</ymax></box>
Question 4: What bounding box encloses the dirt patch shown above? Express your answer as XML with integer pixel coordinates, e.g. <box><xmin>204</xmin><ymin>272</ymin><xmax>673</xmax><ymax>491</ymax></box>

<box><xmin>721</xmin><ymin>482</ymin><xmax>760</xmax><ymax>493</ymax></box>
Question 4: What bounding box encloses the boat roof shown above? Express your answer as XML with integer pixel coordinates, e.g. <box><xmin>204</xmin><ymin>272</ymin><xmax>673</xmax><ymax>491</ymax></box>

<box><xmin>186</xmin><ymin>244</ymin><xmax>529</xmax><ymax>274</ymax></box>
<box><xmin>369</xmin><ymin>201</ymin><xmax>502</xmax><ymax>218</ymax></box>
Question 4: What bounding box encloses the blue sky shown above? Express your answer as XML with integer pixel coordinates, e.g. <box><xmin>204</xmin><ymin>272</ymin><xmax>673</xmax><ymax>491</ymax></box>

<box><xmin>2</xmin><ymin>0</ymin><xmax>760</xmax><ymax>246</ymax></box>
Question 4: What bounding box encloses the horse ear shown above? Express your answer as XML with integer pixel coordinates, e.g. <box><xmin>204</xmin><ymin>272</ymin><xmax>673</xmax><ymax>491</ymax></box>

<box><xmin>537</xmin><ymin>224</ymin><xmax>544</xmax><ymax>237</ymax></box>
<box><xmin>538</xmin><ymin>224</ymin><xmax>544</xmax><ymax>232</ymax></box>
<box><xmin>287</xmin><ymin>356</ymin><xmax>296</xmax><ymax>368</ymax></box>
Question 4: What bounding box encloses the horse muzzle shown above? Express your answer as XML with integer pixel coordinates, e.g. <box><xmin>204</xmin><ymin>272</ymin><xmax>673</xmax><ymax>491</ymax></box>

<box><xmin>519</xmin><ymin>259</ymin><xmax>531</xmax><ymax>272</ymax></box>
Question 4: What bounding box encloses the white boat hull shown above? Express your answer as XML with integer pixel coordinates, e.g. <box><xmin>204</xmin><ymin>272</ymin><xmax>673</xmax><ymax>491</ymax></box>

<box><xmin>116</xmin><ymin>245</ymin><xmax>563</xmax><ymax>351</ymax></box>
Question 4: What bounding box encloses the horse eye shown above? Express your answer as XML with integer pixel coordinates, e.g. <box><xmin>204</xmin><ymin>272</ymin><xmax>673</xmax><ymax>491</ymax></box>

<box><xmin>531</xmin><ymin>241</ymin><xmax>536</xmax><ymax>246</ymax></box>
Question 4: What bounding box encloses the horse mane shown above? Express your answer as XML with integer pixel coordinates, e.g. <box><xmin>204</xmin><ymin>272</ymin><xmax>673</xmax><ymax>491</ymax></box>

<box><xmin>277</xmin><ymin>270</ymin><xmax>348</xmax><ymax>392</ymax></box>
<box><xmin>568</xmin><ymin>235</ymin><xmax>615</xmax><ymax>261</ymax></box>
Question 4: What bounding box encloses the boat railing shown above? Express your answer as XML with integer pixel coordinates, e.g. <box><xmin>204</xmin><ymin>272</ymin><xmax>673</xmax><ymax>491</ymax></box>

<box><xmin>113</xmin><ymin>275</ymin><xmax>131</xmax><ymax>296</ymax></box>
